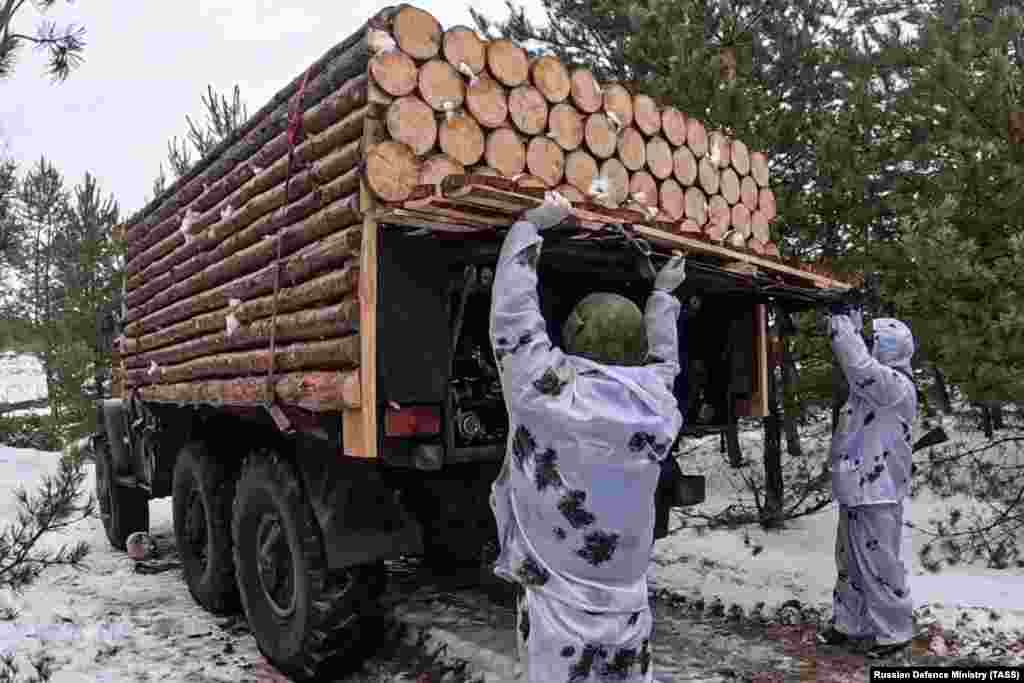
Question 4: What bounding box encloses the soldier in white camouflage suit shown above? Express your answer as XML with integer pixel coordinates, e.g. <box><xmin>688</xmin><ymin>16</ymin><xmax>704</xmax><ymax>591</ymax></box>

<box><xmin>819</xmin><ymin>304</ymin><xmax>917</xmax><ymax>658</ymax></box>
<box><xmin>488</xmin><ymin>193</ymin><xmax>687</xmax><ymax>683</ymax></box>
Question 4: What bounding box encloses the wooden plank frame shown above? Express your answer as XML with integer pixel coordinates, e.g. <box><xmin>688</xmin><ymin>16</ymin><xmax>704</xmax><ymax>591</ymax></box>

<box><xmin>749</xmin><ymin>303</ymin><xmax>769</xmax><ymax>418</ymax></box>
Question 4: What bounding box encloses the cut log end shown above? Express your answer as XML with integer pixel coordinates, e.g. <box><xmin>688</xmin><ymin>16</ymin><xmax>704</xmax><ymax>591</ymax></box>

<box><xmin>370</xmin><ymin>50</ymin><xmax>419</xmax><ymax>97</ymax></box>
<box><xmin>617</xmin><ymin>127</ymin><xmax>647</xmax><ymax>171</ymax></box>
<box><xmin>439</xmin><ymin>114</ymin><xmax>485</xmax><ymax>166</ymax></box>
<box><xmin>686</xmin><ymin>118</ymin><xmax>708</xmax><ymax>158</ymax></box>
<box><xmin>758</xmin><ymin>187</ymin><xmax>776</xmax><ymax>221</ymax></box>
<box><xmin>565</xmin><ymin>149</ymin><xmax>599</xmax><ymax>195</ymax></box>
<box><xmin>548</xmin><ymin>103</ymin><xmax>584</xmax><ymax>152</ymax></box>
<box><xmin>392</xmin><ymin>6</ymin><xmax>443</xmax><ymax>60</ymax></box>
<box><xmin>419</xmin><ymin>59</ymin><xmax>466</xmax><ymax>111</ymax></box>
<box><xmin>508</xmin><ymin>85</ymin><xmax>549</xmax><ymax>135</ymax></box>
<box><xmin>570</xmin><ymin>68</ymin><xmax>602</xmax><ymax>113</ymax></box>
<box><xmin>646</xmin><ymin>137</ymin><xmax>673</xmax><ymax>180</ymax></box>
<box><xmin>708</xmin><ymin>195</ymin><xmax>731</xmax><ymax>234</ymax></box>
<box><xmin>731</xmin><ymin>203</ymin><xmax>751</xmax><ymax>238</ymax></box>
<box><xmin>731</xmin><ymin>138</ymin><xmax>750</xmax><ymax>176</ymax></box>
<box><xmin>721</xmin><ymin>168</ymin><xmax>741</xmax><ymax>205</ymax></box>
<box><xmin>485</xmin><ymin>127</ymin><xmax>526</xmax><ymax>177</ymax></box>
<box><xmin>698</xmin><ymin>157</ymin><xmax>721</xmax><ymax>195</ymax></box>
<box><xmin>603</xmin><ymin>83</ymin><xmax>634</xmax><ymax>129</ymax></box>
<box><xmin>516</xmin><ymin>175</ymin><xmax>547</xmax><ymax>189</ymax></box>
<box><xmin>673</xmin><ymin>146</ymin><xmax>697</xmax><ymax>186</ymax></box>
<box><xmin>386</xmin><ymin>96</ymin><xmax>438</xmax><ymax>156</ymax></box>
<box><xmin>748</xmin><ymin>238</ymin><xmax>767</xmax><ymax>255</ymax></box>
<box><xmin>366</xmin><ymin>141</ymin><xmax>420</xmax><ymax>202</ymax></box>
<box><xmin>584</xmin><ymin>113</ymin><xmax>617</xmax><ymax>159</ymax></box>
<box><xmin>487</xmin><ymin>39</ymin><xmax>529</xmax><ymax>87</ymax></box>
<box><xmin>659</xmin><ymin>179</ymin><xmax>685</xmax><ymax>221</ymax></box>
<box><xmin>419</xmin><ymin>154</ymin><xmax>464</xmax><ymax>187</ymax></box>
<box><xmin>751</xmin><ymin>209</ymin><xmax>770</xmax><ymax>243</ymax></box>
<box><xmin>684</xmin><ymin>186</ymin><xmax>708</xmax><ymax>226</ymax></box>
<box><xmin>740</xmin><ymin>176</ymin><xmax>759</xmax><ymax>211</ymax></box>
<box><xmin>531</xmin><ymin>55</ymin><xmax>571</xmax><ymax>103</ymax></box>
<box><xmin>599</xmin><ymin>158</ymin><xmax>629</xmax><ymax>206</ymax></box>
<box><xmin>442</xmin><ymin>26</ymin><xmax>486</xmax><ymax>75</ymax></box>
<box><xmin>709</xmin><ymin>133</ymin><xmax>732</xmax><ymax>169</ymax></box>
<box><xmin>750</xmin><ymin>151</ymin><xmax>770</xmax><ymax>187</ymax></box>
<box><xmin>633</xmin><ymin>94</ymin><xmax>661</xmax><ymax>136</ymax></box>
<box><xmin>662</xmin><ymin>107</ymin><xmax>687</xmax><ymax>147</ymax></box>
<box><xmin>466</xmin><ymin>75</ymin><xmax>509</xmax><ymax>128</ymax></box>
<box><xmin>526</xmin><ymin>137</ymin><xmax>566</xmax><ymax>188</ymax></box>
<box><xmin>555</xmin><ymin>184</ymin><xmax>584</xmax><ymax>202</ymax></box>
<box><xmin>629</xmin><ymin>171</ymin><xmax>658</xmax><ymax>208</ymax></box>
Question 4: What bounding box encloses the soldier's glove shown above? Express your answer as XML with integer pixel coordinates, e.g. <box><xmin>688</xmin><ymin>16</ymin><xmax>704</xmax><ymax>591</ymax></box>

<box><xmin>522</xmin><ymin>191</ymin><xmax>572</xmax><ymax>231</ymax></box>
<box><xmin>654</xmin><ymin>254</ymin><xmax>687</xmax><ymax>293</ymax></box>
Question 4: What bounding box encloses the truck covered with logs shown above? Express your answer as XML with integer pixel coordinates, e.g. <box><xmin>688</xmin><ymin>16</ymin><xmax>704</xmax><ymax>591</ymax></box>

<box><xmin>88</xmin><ymin>5</ymin><xmax>853</xmax><ymax>679</ymax></box>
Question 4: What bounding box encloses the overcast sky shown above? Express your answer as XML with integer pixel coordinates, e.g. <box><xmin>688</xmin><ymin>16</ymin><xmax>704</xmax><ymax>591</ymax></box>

<box><xmin>1</xmin><ymin>0</ymin><xmax>543</xmax><ymax>219</ymax></box>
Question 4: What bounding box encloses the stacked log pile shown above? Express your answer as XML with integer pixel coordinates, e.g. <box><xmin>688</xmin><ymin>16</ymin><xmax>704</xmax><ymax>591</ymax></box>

<box><xmin>115</xmin><ymin>17</ymin><xmax>378</xmax><ymax>412</ymax></box>
<box><xmin>362</xmin><ymin>6</ymin><xmax>781</xmax><ymax>257</ymax></box>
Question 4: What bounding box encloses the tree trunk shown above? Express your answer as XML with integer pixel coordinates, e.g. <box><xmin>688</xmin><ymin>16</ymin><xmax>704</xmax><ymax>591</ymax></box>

<box><xmin>979</xmin><ymin>403</ymin><xmax>994</xmax><ymax>439</ymax></box>
<box><xmin>933</xmin><ymin>365</ymin><xmax>952</xmax><ymax>413</ymax></box>
<box><xmin>725</xmin><ymin>417</ymin><xmax>743</xmax><ymax>468</ymax></box>
<box><xmin>778</xmin><ymin>310</ymin><xmax>803</xmax><ymax>458</ymax></box>
<box><xmin>762</xmin><ymin>365</ymin><xmax>784</xmax><ymax>529</ymax></box>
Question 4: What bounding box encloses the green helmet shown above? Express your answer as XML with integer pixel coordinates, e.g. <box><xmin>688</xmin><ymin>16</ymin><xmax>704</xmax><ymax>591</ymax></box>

<box><xmin>562</xmin><ymin>292</ymin><xmax>647</xmax><ymax>366</ymax></box>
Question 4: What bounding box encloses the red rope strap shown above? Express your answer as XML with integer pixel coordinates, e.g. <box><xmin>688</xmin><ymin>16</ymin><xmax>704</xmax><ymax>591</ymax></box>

<box><xmin>264</xmin><ymin>66</ymin><xmax>313</xmax><ymax>413</ymax></box>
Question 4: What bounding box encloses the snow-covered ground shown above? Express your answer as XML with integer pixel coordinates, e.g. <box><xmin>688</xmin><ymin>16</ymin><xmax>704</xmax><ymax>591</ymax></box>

<box><xmin>0</xmin><ymin>354</ymin><xmax>47</xmax><ymax>405</ymax></box>
<box><xmin>651</xmin><ymin>420</ymin><xmax>1024</xmax><ymax>656</ymax></box>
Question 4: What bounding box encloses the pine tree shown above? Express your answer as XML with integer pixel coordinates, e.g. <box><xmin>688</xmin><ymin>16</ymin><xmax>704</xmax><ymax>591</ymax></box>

<box><xmin>0</xmin><ymin>0</ymin><xmax>86</xmax><ymax>81</ymax></box>
<box><xmin>166</xmin><ymin>84</ymin><xmax>248</xmax><ymax>179</ymax></box>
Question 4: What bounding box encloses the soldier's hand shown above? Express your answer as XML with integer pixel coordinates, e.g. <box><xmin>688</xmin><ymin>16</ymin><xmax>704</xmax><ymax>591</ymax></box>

<box><xmin>654</xmin><ymin>253</ymin><xmax>687</xmax><ymax>292</ymax></box>
<box><xmin>523</xmin><ymin>191</ymin><xmax>572</xmax><ymax>231</ymax></box>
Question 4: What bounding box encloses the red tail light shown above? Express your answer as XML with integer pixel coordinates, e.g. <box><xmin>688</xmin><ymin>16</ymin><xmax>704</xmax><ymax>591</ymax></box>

<box><xmin>385</xmin><ymin>404</ymin><xmax>442</xmax><ymax>437</ymax></box>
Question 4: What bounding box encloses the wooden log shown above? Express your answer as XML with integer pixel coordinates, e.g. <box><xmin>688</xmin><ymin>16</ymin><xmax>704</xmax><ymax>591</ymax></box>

<box><xmin>634</xmin><ymin>95</ymin><xmax>661</xmax><ymax>136</ymax></box>
<box><xmin>508</xmin><ymin>85</ymin><xmax>549</xmax><ymax>135</ymax></box>
<box><xmin>698</xmin><ymin>157</ymin><xmax>720</xmax><ymax>195</ymax></box>
<box><xmin>443</xmin><ymin>26</ymin><xmax>486</xmax><ymax>75</ymax></box>
<box><xmin>469</xmin><ymin>165</ymin><xmax>502</xmax><ymax>176</ymax></box>
<box><xmin>439</xmin><ymin>113</ymin><xmax>485</xmax><ymax>166</ymax></box>
<box><xmin>122</xmin><ymin>27</ymin><xmax>372</xmax><ymax>254</ymax></box>
<box><xmin>686</xmin><ymin>117</ymin><xmax>708</xmax><ymax>158</ymax></box>
<box><xmin>125</xmin><ymin>227</ymin><xmax>362</xmax><ymax>338</ymax></box>
<box><xmin>370</xmin><ymin>49</ymin><xmax>418</xmax><ymax>97</ymax></box>
<box><xmin>392</xmin><ymin>6</ymin><xmax>442</xmax><ymax>60</ymax></box>
<box><xmin>659</xmin><ymin>179</ymin><xmax>685</xmax><ymax>220</ymax></box>
<box><xmin>748</xmin><ymin>238</ymin><xmax>767</xmax><ymax>255</ymax></box>
<box><xmin>129</xmin><ymin>199</ymin><xmax>361</xmax><ymax>322</ymax></box>
<box><xmin>705</xmin><ymin>217</ymin><xmax>728</xmax><ymax>242</ymax></box>
<box><xmin>129</xmin><ymin>337</ymin><xmax>361</xmax><ymax>387</ymax></box>
<box><xmin>466</xmin><ymin>74</ymin><xmax>508</xmax><ymax>128</ymax></box>
<box><xmin>750</xmin><ymin>209</ymin><xmax>770</xmax><ymax>243</ymax></box>
<box><xmin>419</xmin><ymin>153</ymin><xmax>465</xmax><ymax>187</ymax></box>
<box><xmin>725</xmin><ymin>230</ymin><xmax>747</xmax><ymax>249</ymax></box>
<box><xmin>517</xmin><ymin>175</ymin><xmax>546</xmax><ymax>189</ymax></box>
<box><xmin>646</xmin><ymin>137</ymin><xmax>673</xmax><ymax>180</ymax></box>
<box><xmin>603</xmin><ymin>83</ymin><xmax>634</xmax><ymax>129</ymax></box>
<box><xmin>731</xmin><ymin>203</ymin><xmax>751</xmax><ymax>238</ymax></box>
<box><xmin>555</xmin><ymin>184</ymin><xmax>584</xmax><ymax>202</ymax></box>
<box><xmin>128</xmin><ymin>139</ymin><xmax>362</xmax><ymax>295</ymax></box>
<box><xmin>128</xmin><ymin>162</ymin><xmax>360</xmax><ymax>308</ymax></box>
<box><xmin>758</xmin><ymin>187</ymin><xmax>776</xmax><ymax>221</ymax></box>
<box><xmin>750</xmin><ymin>151</ymin><xmax>770</xmax><ymax>187</ymax></box>
<box><xmin>565</xmin><ymin>149</ymin><xmax>598</xmax><ymax>194</ymax></box>
<box><xmin>740</xmin><ymin>175</ymin><xmax>758</xmax><ymax>211</ymax></box>
<box><xmin>684</xmin><ymin>186</ymin><xmax>707</xmax><ymax>226</ymax></box>
<box><xmin>764</xmin><ymin>241</ymin><xmax>781</xmax><ymax>258</ymax></box>
<box><xmin>531</xmin><ymin>56</ymin><xmax>571</xmax><ymax>103</ymax></box>
<box><xmin>617</xmin><ymin>127</ymin><xmax>646</xmax><ymax>171</ymax></box>
<box><xmin>548</xmin><ymin>103</ymin><xmax>584</xmax><ymax>151</ymax></box>
<box><xmin>487</xmin><ymin>39</ymin><xmax>529</xmax><ymax>87</ymax></box>
<box><xmin>127</xmin><ymin>299</ymin><xmax>360</xmax><ymax>370</ymax></box>
<box><xmin>137</xmin><ymin>370</ymin><xmax>361</xmax><ymax>412</ymax></box>
<box><xmin>485</xmin><ymin>128</ymin><xmax>526</xmax><ymax>177</ymax></box>
<box><xmin>709</xmin><ymin>132</ymin><xmax>731</xmax><ymax>169</ymax></box>
<box><xmin>673</xmin><ymin>146</ymin><xmax>697</xmax><ymax>186</ymax></box>
<box><xmin>122</xmin><ymin>268</ymin><xmax>359</xmax><ymax>356</ymax></box>
<box><xmin>584</xmin><ymin>113</ymin><xmax>617</xmax><ymax>159</ymax></box>
<box><xmin>526</xmin><ymin>137</ymin><xmax>565</xmax><ymax>188</ymax></box>
<box><xmin>662</xmin><ymin>107</ymin><xmax>687</xmax><ymax>146</ymax></box>
<box><xmin>721</xmin><ymin>168</ymin><xmax>740</xmax><ymax>205</ymax></box>
<box><xmin>570</xmin><ymin>69</ymin><xmax>602</xmax><ymax>113</ymax></box>
<box><xmin>418</xmin><ymin>60</ymin><xmax>465</xmax><ymax>111</ymax></box>
<box><xmin>386</xmin><ymin>96</ymin><xmax>437</xmax><ymax>155</ymax></box>
<box><xmin>126</xmin><ymin>76</ymin><xmax>369</xmax><ymax>266</ymax></box>
<box><xmin>599</xmin><ymin>158</ymin><xmax>629</xmax><ymax>206</ymax></box>
<box><xmin>629</xmin><ymin>171</ymin><xmax>658</xmax><ymax>208</ymax></box>
<box><xmin>731</xmin><ymin>138</ymin><xmax>750</xmax><ymax>175</ymax></box>
<box><xmin>708</xmin><ymin>194</ymin><xmax>731</xmax><ymax>235</ymax></box>
<box><xmin>366</xmin><ymin>140</ymin><xmax>421</xmax><ymax>202</ymax></box>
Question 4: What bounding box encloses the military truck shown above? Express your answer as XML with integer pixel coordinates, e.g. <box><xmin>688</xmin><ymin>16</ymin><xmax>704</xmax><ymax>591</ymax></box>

<box><xmin>87</xmin><ymin>5</ymin><xmax>851</xmax><ymax>679</ymax></box>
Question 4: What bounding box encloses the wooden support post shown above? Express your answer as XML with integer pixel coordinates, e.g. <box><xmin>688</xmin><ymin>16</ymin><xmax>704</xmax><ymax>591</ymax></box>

<box><xmin>750</xmin><ymin>303</ymin><xmax>769</xmax><ymax>418</ymax></box>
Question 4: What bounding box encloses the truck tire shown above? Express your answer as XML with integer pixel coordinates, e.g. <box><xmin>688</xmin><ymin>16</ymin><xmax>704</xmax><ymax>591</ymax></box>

<box><xmin>172</xmin><ymin>441</ymin><xmax>239</xmax><ymax>614</ymax></box>
<box><xmin>232</xmin><ymin>450</ymin><xmax>379</xmax><ymax>680</ymax></box>
<box><xmin>95</xmin><ymin>441</ymin><xmax>149</xmax><ymax>551</ymax></box>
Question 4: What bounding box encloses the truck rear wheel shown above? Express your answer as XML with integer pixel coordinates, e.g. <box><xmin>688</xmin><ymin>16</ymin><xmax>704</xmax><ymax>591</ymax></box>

<box><xmin>232</xmin><ymin>450</ymin><xmax>379</xmax><ymax>680</ymax></box>
<box><xmin>172</xmin><ymin>441</ymin><xmax>239</xmax><ymax>614</ymax></box>
<box><xmin>95</xmin><ymin>440</ymin><xmax>149</xmax><ymax>551</ymax></box>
